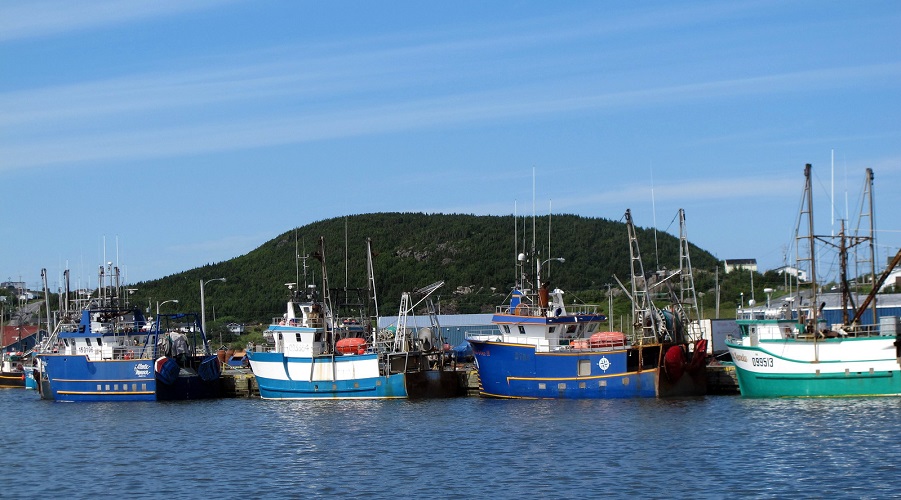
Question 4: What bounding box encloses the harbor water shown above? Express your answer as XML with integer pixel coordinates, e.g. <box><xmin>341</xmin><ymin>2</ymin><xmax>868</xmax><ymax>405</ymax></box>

<box><xmin>3</xmin><ymin>389</ymin><xmax>900</xmax><ymax>499</ymax></box>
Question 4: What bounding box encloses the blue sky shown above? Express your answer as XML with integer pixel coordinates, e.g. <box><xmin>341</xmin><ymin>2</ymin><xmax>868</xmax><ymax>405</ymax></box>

<box><xmin>2</xmin><ymin>0</ymin><xmax>899</xmax><ymax>291</ymax></box>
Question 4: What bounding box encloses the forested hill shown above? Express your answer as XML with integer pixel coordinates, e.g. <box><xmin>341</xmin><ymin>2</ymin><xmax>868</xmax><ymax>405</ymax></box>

<box><xmin>130</xmin><ymin>212</ymin><xmax>720</xmax><ymax>322</ymax></box>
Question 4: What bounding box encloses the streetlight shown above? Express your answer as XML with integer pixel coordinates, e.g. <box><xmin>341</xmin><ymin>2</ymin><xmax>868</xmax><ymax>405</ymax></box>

<box><xmin>200</xmin><ymin>278</ymin><xmax>226</xmax><ymax>342</ymax></box>
<box><xmin>156</xmin><ymin>299</ymin><xmax>179</xmax><ymax>317</ymax></box>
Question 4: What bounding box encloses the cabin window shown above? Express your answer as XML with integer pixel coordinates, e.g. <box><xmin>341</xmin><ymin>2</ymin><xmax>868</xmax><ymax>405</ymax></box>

<box><xmin>63</xmin><ymin>339</ymin><xmax>69</xmax><ymax>347</ymax></box>
<box><xmin>566</xmin><ymin>325</ymin><xmax>577</xmax><ymax>334</ymax></box>
<box><xmin>503</xmin><ymin>325</ymin><xmax>510</xmax><ymax>334</ymax></box>
<box><xmin>548</xmin><ymin>326</ymin><xmax>557</xmax><ymax>334</ymax></box>
<box><xmin>578</xmin><ymin>359</ymin><xmax>591</xmax><ymax>376</ymax></box>
<box><xmin>277</xmin><ymin>333</ymin><xmax>283</xmax><ymax>341</ymax></box>
<box><xmin>518</xmin><ymin>326</ymin><xmax>526</xmax><ymax>334</ymax></box>
<box><xmin>96</xmin><ymin>338</ymin><xmax>103</xmax><ymax>346</ymax></box>
<box><xmin>296</xmin><ymin>333</ymin><xmax>303</xmax><ymax>342</ymax></box>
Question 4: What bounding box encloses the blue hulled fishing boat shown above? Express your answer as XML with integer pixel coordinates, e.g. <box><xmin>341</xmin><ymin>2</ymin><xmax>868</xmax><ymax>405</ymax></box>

<box><xmin>36</xmin><ymin>265</ymin><xmax>221</xmax><ymax>402</ymax></box>
<box><xmin>468</xmin><ymin>209</ymin><xmax>707</xmax><ymax>399</ymax></box>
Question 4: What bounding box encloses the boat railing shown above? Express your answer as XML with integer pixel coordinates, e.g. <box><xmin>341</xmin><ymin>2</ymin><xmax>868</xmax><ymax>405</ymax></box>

<box><xmin>270</xmin><ymin>316</ymin><xmax>325</xmax><ymax>328</ymax></box>
<box><xmin>567</xmin><ymin>338</ymin><xmax>629</xmax><ymax>350</ymax></box>
<box><xmin>110</xmin><ymin>345</ymin><xmax>157</xmax><ymax>360</ymax></box>
<box><xmin>466</xmin><ymin>329</ymin><xmax>504</xmax><ymax>343</ymax></box>
<box><xmin>836</xmin><ymin>323</ymin><xmax>886</xmax><ymax>337</ymax></box>
<box><xmin>495</xmin><ymin>303</ymin><xmax>601</xmax><ymax>316</ymax></box>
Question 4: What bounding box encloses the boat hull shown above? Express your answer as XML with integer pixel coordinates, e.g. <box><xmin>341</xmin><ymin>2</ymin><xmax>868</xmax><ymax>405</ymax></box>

<box><xmin>0</xmin><ymin>371</ymin><xmax>26</xmax><ymax>388</ymax></box>
<box><xmin>39</xmin><ymin>354</ymin><xmax>221</xmax><ymax>402</ymax></box>
<box><xmin>469</xmin><ymin>339</ymin><xmax>705</xmax><ymax>399</ymax></box>
<box><xmin>248</xmin><ymin>351</ymin><xmax>408</xmax><ymax>399</ymax></box>
<box><xmin>726</xmin><ymin>336</ymin><xmax>901</xmax><ymax>398</ymax></box>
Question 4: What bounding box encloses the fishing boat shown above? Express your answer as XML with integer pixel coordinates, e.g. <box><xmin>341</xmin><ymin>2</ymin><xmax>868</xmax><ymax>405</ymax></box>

<box><xmin>247</xmin><ymin>237</ymin><xmax>466</xmax><ymax>400</ymax></box>
<box><xmin>0</xmin><ymin>301</ymin><xmax>30</xmax><ymax>388</ymax></box>
<box><xmin>468</xmin><ymin>209</ymin><xmax>707</xmax><ymax>399</ymax></box>
<box><xmin>0</xmin><ymin>352</ymin><xmax>26</xmax><ymax>388</ymax></box>
<box><xmin>726</xmin><ymin>164</ymin><xmax>901</xmax><ymax>397</ymax></box>
<box><xmin>36</xmin><ymin>265</ymin><xmax>221</xmax><ymax>402</ymax></box>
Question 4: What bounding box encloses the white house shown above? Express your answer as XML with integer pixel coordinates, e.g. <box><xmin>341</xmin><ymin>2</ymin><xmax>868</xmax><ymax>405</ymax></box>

<box><xmin>774</xmin><ymin>265</ymin><xmax>809</xmax><ymax>283</ymax></box>
<box><xmin>879</xmin><ymin>269</ymin><xmax>901</xmax><ymax>292</ymax></box>
<box><xmin>723</xmin><ymin>259</ymin><xmax>758</xmax><ymax>274</ymax></box>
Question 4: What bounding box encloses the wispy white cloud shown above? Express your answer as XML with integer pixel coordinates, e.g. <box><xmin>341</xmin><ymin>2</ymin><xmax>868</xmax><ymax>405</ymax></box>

<box><xmin>4</xmin><ymin>60</ymin><xmax>899</xmax><ymax>172</ymax></box>
<box><xmin>3</xmin><ymin>1</ymin><xmax>899</xmax><ymax>176</ymax></box>
<box><xmin>0</xmin><ymin>0</ymin><xmax>237</xmax><ymax>42</ymax></box>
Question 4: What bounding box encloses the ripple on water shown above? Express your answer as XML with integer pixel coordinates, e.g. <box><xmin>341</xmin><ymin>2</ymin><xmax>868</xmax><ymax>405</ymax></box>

<box><xmin>3</xmin><ymin>390</ymin><xmax>900</xmax><ymax>498</ymax></box>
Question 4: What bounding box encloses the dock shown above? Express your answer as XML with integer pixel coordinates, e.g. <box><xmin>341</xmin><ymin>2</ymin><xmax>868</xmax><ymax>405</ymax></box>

<box><xmin>219</xmin><ymin>369</ymin><xmax>259</xmax><ymax>398</ymax></box>
<box><xmin>706</xmin><ymin>362</ymin><xmax>739</xmax><ymax>395</ymax></box>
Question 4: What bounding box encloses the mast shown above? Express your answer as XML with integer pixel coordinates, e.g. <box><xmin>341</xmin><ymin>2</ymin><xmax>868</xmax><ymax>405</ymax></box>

<box><xmin>63</xmin><ymin>269</ymin><xmax>70</xmax><ymax>317</ymax></box>
<box><xmin>862</xmin><ymin>168</ymin><xmax>877</xmax><ymax>323</ymax></box>
<box><xmin>532</xmin><ymin>167</ymin><xmax>536</xmax><ymax>275</ymax></box>
<box><xmin>98</xmin><ymin>265</ymin><xmax>104</xmax><ymax>304</ymax></box>
<box><xmin>799</xmin><ymin>164</ymin><xmax>820</xmax><ymax>358</ymax></box>
<box><xmin>294</xmin><ymin>230</ymin><xmax>300</xmax><ymax>290</ymax></box>
<box><xmin>838</xmin><ymin>220</ymin><xmax>854</xmax><ymax>325</ymax></box>
<box><xmin>42</xmin><ymin>269</ymin><xmax>52</xmax><ymax>341</ymax></box>
<box><xmin>625</xmin><ymin>209</ymin><xmax>658</xmax><ymax>344</ymax></box>
<box><xmin>678</xmin><ymin>209</ymin><xmax>702</xmax><ymax>341</ymax></box>
<box><xmin>312</xmin><ymin>237</ymin><xmax>334</xmax><ymax>354</ymax></box>
<box><xmin>344</xmin><ymin>217</ymin><xmax>349</xmax><ymax>291</ymax></box>
<box><xmin>547</xmin><ymin>200</ymin><xmax>552</xmax><ymax>281</ymax></box>
<box><xmin>805</xmin><ymin>164</ymin><xmax>818</xmax><ymax>321</ymax></box>
<box><xmin>514</xmin><ymin>200</ymin><xmax>518</xmax><ymax>290</ymax></box>
<box><xmin>366</xmin><ymin>237</ymin><xmax>379</xmax><ymax>319</ymax></box>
